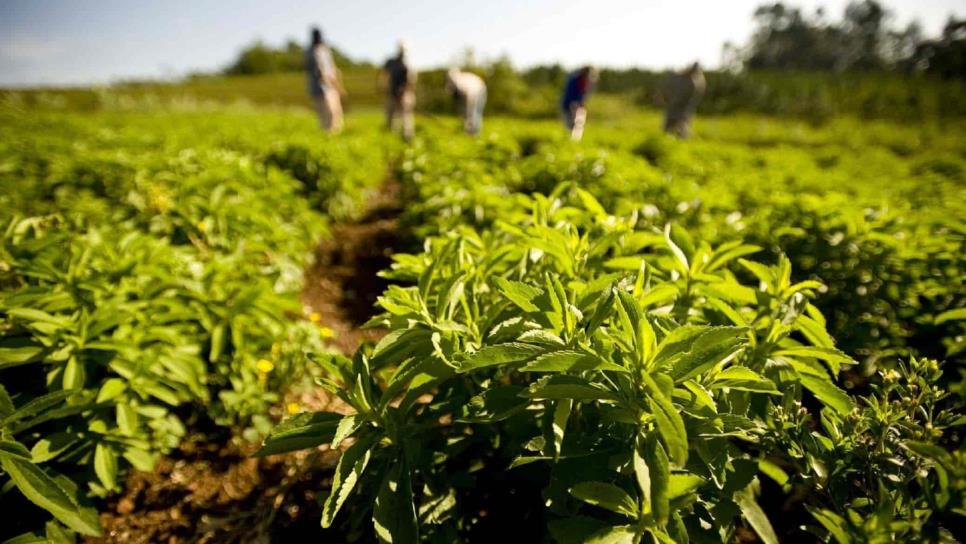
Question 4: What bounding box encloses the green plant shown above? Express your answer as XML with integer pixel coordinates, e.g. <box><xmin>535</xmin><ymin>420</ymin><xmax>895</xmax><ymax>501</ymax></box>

<box><xmin>259</xmin><ymin>191</ymin><xmax>877</xmax><ymax>542</ymax></box>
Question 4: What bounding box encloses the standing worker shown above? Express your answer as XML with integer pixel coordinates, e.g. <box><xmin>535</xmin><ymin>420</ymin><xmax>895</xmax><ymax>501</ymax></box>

<box><xmin>661</xmin><ymin>62</ymin><xmax>706</xmax><ymax>139</ymax></box>
<box><xmin>305</xmin><ymin>27</ymin><xmax>345</xmax><ymax>133</ymax></box>
<box><xmin>445</xmin><ymin>68</ymin><xmax>487</xmax><ymax>136</ymax></box>
<box><xmin>381</xmin><ymin>41</ymin><xmax>417</xmax><ymax>142</ymax></box>
<box><xmin>560</xmin><ymin>66</ymin><xmax>597</xmax><ymax>141</ymax></box>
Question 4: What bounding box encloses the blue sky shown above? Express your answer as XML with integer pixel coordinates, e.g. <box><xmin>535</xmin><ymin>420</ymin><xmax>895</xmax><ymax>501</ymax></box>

<box><xmin>1</xmin><ymin>0</ymin><xmax>962</xmax><ymax>87</ymax></box>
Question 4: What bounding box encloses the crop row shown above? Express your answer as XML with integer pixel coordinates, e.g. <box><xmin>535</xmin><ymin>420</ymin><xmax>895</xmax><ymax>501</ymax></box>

<box><xmin>0</xmin><ymin>108</ymin><xmax>386</xmax><ymax>539</ymax></box>
<box><xmin>262</xmin><ymin>115</ymin><xmax>964</xmax><ymax>541</ymax></box>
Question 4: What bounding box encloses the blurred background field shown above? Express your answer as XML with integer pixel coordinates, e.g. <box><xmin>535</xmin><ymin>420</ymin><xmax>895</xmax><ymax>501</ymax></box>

<box><xmin>5</xmin><ymin>68</ymin><xmax>965</xmax><ymax>124</ymax></box>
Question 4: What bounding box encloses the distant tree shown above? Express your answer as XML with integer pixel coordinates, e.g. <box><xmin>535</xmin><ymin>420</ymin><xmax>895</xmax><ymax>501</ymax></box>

<box><xmin>909</xmin><ymin>18</ymin><xmax>966</xmax><ymax>78</ymax></box>
<box><xmin>224</xmin><ymin>39</ymin><xmax>360</xmax><ymax>76</ymax></box>
<box><xmin>484</xmin><ymin>56</ymin><xmax>530</xmax><ymax>113</ymax></box>
<box><xmin>743</xmin><ymin>1</ymin><xmax>950</xmax><ymax>73</ymax></box>
<box><xmin>746</xmin><ymin>3</ymin><xmax>847</xmax><ymax>71</ymax></box>
<box><xmin>522</xmin><ymin>64</ymin><xmax>566</xmax><ymax>87</ymax></box>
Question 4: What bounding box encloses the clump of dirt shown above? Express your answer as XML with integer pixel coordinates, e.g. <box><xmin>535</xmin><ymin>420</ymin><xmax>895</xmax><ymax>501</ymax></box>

<box><xmin>302</xmin><ymin>178</ymin><xmax>405</xmax><ymax>354</ymax></box>
<box><xmin>90</xmin><ymin>180</ymin><xmax>405</xmax><ymax>543</ymax></box>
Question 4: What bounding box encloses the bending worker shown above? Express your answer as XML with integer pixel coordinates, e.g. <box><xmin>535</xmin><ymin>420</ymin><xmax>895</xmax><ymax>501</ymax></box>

<box><xmin>661</xmin><ymin>62</ymin><xmax>706</xmax><ymax>138</ymax></box>
<box><xmin>445</xmin><ymin>68</ymin><xmax>487</xmax><ymax>136</ymax></box>
<box><xmin>381</xmin><ymin>41</ymin><xmax>417</xmax><ymax>142</ymax></box>
<box><xmin>304</xmin><ymin>27</ymin><xmax>345</xmax><ymax>133</ymax></box>
<box><xmin>560</xmin><ymin>66</ymin><xmax>597</xmax><ymax>141</ymax></box>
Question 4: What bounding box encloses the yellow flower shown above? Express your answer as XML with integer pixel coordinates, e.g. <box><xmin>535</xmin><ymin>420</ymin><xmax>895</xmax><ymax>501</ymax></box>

<box><xmin>286</xmin><ymin>402</ymin><xmax>301</xmax><ymax>415</ymax></box>
<box><xmin>318</xmin><ymin>326</ymin><xmax>334</xmax><ymax>339</ymax></box>
<box><xmin>256</xmin><ymin>359</ymin><xmax>275</xmax><ymax>374</ymax></box>
<box><xmin>197</xmin><ymin>220</ymin><xmax>207</xmax><ymax>233</ymax></box>
<box><xmin>308</xmin><ymin>312</ymin><xmax>322</xmax><ymax>323</ymax></box>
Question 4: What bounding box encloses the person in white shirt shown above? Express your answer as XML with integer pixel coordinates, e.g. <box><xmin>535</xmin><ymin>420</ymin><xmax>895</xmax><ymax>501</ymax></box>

<box><xmin>305</xmin><ymin>27</ymin><xmax>345</xmax><ymax>133</ymax></box>
<box><xmin>445</xmin><ymin>68</ymin><xmax>487</xmax><ymax>135</ymax></box>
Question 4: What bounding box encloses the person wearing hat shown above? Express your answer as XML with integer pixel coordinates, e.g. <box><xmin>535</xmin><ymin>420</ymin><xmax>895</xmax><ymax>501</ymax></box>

<box><xmin>305</xmin><ymin>27</ymin><xmax>345</xmax><ymax>132</ymax></box>
<box><xmin>381</xmin><ymin>41</ymin><xmax>417</xmax><ymax>142</ymax></box>
<box><xmin>445</xmin><ymin>67</ymin><xmax>487</xmax><ymax>136</ymax></box>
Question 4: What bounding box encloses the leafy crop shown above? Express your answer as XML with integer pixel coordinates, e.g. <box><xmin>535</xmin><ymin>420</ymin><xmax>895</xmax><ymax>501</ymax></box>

<box><xmin>1</xmin><ymin>103</ymin><xmax>962</xmax><ymax>542</ymax></box>
<box><xmin>259</xmin><ymin>189</ymin><xmax>963</xmax><ymax>542</ymax></box>
<box><xmin>0</xmin><ymin>108</ymin><xmax>385</xmax><ymax>538</ymax></box>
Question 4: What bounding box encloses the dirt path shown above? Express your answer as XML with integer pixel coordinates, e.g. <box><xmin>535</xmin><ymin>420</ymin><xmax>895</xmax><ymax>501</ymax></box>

<box><xmin>301</xmin><ymin>177</ymin><xmax>404</xmax><ymax>354</ymax></box>
<box><xmin>90</xmin><ymin>179</ymin><xmax>404</xmax><ymax>543</ymax></box>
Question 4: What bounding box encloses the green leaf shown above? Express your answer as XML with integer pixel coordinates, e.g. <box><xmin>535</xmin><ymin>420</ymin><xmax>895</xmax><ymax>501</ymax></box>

<box><xmin>799</xmin><ymin>374</ymin><xmax>853</xmax><ymax>416</ymax></box>
<box><xmin>0</xmin><ymin>384</ymin><xmax>14</xmax><ymax>417</ymax></box>
<box><xmin>321</xmin><ymin>435</ymin><xmax>374</xmax><ymax>528</ymax></box>
<box><xmin>7</xmin><ymin>308</ymin><xmax>72</xmax><ymax>328</ymax></box>
<box><xmin>3</xmin><ymin>390</ymin><xmax>75</xmax><ymax>428</ymax></box>
<box><xmin>45</xmin><ymin>521</ymin><xmax>75</xmax><ymax>544</ymax></box>
<box><xmin>373</xmin><ymin>458</ymin><xmax>418</xmax><ymax>543</ymax></box>
<box><xmin>585</xmin><ymin>526</ymin><xmax>636</xmax><ymax>544</ymax></box>
<box><xmin>643</xmin><ymin>374</ymin><xmax>688</xmax><ymax>466</ymax></box>
<box><xmin>552</xmin><ymin>399</ymin><xmax>573</xmax><ymax>459</ymax></box>
<box><xmin>458</xmin><ymin>342</ymin><xmax>544</xmax><ymax>372</ymax></box>
<box><xmin>548</xmin><ymin>516</ymin><xmax>612</xmax><ymax>544</ymax></box>
<box><xmin>794</xmin><ymin>315</ymin><xmax>835</xmax><ymax>349</ymax></box>
<box><xmin>664</xmin><ymin>224</ymin><xmax>690</xmax><ymax>273</ymax></box>
<box><xmin>935</xmin><ymin>308</ymin><xmax>966</xmax><ymax>325</ymax></box>
<box><xmin>775</xmin><ymin>346</ymin><xmax>854</xmax><ymax>375</ymax></box>
<box><xmin>0</xmin><ymin>453</ymin><xmax>102</xmax><ymax>536</ymax></box>
<box><xmin>642</xmin><ymin>437</ymin><xmax>670</xmax><ymax>527</ymax></box>
<box><xmin>526</xmin><ymin>375</ymin><xmax>618</xmax><ymax>401</ymax></box>
<box><xmin>0</xmin><ymin>345</ymin><xmax>45</xmax><ymax>370</ymax></box>
<box><xmin>654</xmin><ymin>326</ymin><xmax>745</xmax><ymax>382</ymax></box>
<box><xmin>208</xmin><ymin>323</ymin><xmax>226</xmax><ymax>362</ymax></box>
<box><xmin>0</xmin><ymin>439</ymin><xmax>33</xmax><ymax>460</ymax></box>
<box><xmin>494</xmin><ymin>277</ymin><xmax>542</xmax><ymax>313</ymax></box>
<box><xmin>31</xmin><ymin>433</ymin><xmax>82</xmax><ymax>463</ymax></box>
<box><xmin>736</xmin><ymin>483</ymin><xmax>778</xmax><ymax>544</ymax></box>
<box><xmin>569</xmin><ymin>481</ymin><xmax>638</xmax><ymax>519</ymax></box>
<box><xmin>63</xmin><ymin>356</ymin><xmax>86</xmax><ymax>390</ymax></box>
<box><xmin>116</xmin><ymin>403</ymin><xmax>139</xmax><ymax>436</ymax></box>
<box><xmin>332</xmin><ymin>415</ymin><xmax>363</xmax><ymax>449</ymax></box>
<box><xmin>94</xmin><ymin>443</ymin><xmax>118</xmax><ymax>491</ymax></box>
<box><xmin>96</xmin><ymin>379</ymin><xmax>127</xmax><ymax>403</ymax></box>
<box><xmin>575</xmin><ymin>187</ymin><xmax>607</xmax><ymax>216</ymax></box>
<box><xmin>459</xmin><ymin>385</ymin><xmax>529</xmax><ymax>423</ymax></box>
<box><xmin>255</xmin><ymin>411</ymin><xmax>343</xmax><ymax>457</ymax></box>
<box><xmin>122</xmin><ymin>448</ymin><xmax>158</xmax><ymax>472</ymax></box>
<box><xmin>521</xmin><ymin>349</ymin><xmax>627</xmax><ymax>373</ymax></box>
<box><xmin>806</xmin><ymin>507</ymin><xmax>850</xmax><ymax>544</ymax></box>
<box><xmin>3</xmin><ymin>530</ymin><xmax>47</xmax><ymax>544</ymax></box>
<box><xmin>370</xmin><ymin>328</ymin><xmax>433</xmax><ymax>370</ymax></box>
<box><xmin>668</xmin><ymin>512</ymin><xmax>689</xmax><ymax>544</ymax></box>
<box><xmin>710</xmin><ymin>366</ymin><xmax>779</xmax><ymax>394</ymax></box>
<box><xmin>758</xmin><ymin>459</ymin><xmax>789</xmax><ymax>487</ymax></box>
<box><xmin>706</xmin><ymin>242</ymin><xmax>762</xmax><ymax>272</ymax></box>
<box><xmin>667</xmin><ymin>473</ymin><xmax>704</xmax><ymax>500</ymax></box>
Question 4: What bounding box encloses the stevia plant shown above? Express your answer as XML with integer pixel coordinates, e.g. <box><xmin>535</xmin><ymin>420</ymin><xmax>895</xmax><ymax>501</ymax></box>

<box><xmin>258</xmin><ymin>192</ymin><xmax>867</xmax><ymax>542</ymax></box>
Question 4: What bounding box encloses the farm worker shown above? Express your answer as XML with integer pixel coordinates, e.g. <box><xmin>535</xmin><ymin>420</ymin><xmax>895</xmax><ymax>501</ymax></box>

<box><xmin>381</xmin><ymin>41</ymin><xmax>417</xmax><ymax>142</ymax></box>
<box><xmin>560</xmin><ymin>66</ymin><xmax>598</xmax><ymax>141</ymax></box>
<box><xmin>661</xmin><ymin>62</ymin><xmax>706</xmax><ymax>139</ymax></box>
<box><xmin>445</xmin><ymin>68</ymin><xmax>487</xmax><ymax>136</ymax></box>
<box><xmin>305</xmin><ymin>27</ymin><xmax>345</xmax><ymax>133</ymax></box>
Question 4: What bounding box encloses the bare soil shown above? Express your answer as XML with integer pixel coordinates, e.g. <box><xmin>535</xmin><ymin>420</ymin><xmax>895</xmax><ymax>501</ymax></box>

<box><xmin>90</xmin><ymin>180</ymin><xmax>404</xmax><ymax>543</ymax></box>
